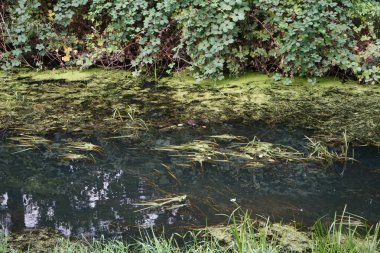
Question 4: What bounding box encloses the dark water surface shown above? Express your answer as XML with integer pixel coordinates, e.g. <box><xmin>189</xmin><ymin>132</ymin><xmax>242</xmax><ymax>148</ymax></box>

<box><xmin>0</xmin><ymin>124</ymin><xmax>379</xmax><ymax>238</ymax></box>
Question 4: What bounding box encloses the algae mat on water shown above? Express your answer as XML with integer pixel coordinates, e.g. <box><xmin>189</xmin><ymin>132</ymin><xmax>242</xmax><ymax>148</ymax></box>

<box><xmin>0</xmin><ymin>69</ymin><xmax>379</xmax><ymax>147</ymax></box>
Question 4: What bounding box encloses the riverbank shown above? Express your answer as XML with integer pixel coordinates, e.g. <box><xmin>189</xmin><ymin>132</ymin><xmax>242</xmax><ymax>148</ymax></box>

<box><xmin>1</xmin><ymin>211</ymin><xmax>379</xmax><ymax>252</ymax></box>
<box><xmin>1</xmin><ymin>69</ymin><xmax>379</xmax><ymax>147</ymax></box>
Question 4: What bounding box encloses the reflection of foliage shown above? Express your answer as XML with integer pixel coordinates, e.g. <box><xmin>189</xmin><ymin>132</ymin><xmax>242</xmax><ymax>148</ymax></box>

<box><xmin>1</xmin><ymin>0</ymin><xmax>379</xmax><ymax>83</ymax></box>
<box><xmin>24</xmin><ymin>176</ymin><xmax>64</xmax><ymax>194</ymax></box>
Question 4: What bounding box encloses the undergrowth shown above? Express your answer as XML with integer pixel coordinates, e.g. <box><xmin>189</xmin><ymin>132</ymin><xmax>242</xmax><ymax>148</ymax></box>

<box><xmin>1</xmin><ymin>0</ymin><xmax>380</xmax><ymax>83</ymax></box>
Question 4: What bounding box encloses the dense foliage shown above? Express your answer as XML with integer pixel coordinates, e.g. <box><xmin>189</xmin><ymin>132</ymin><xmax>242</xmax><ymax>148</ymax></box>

<box><xmin>1</xmin><ymin>0</ymin><xmax>379</xmax><ymax>83</ymax></box>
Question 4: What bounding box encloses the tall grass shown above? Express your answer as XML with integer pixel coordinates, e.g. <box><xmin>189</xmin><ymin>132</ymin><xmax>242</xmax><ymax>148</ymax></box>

<box><xmin>52</xmin><ymin>239</ymin><xmax>130</xmax><ymax>253</ymax></box>
<box><xmin>1</xmin><ymin>209</ymin><xmax>379</xmax><ymax>253</ymax></box>
<box><xmin>312</xmin><ymin>207</ymin><xmax>380</xmax><ymax>253</ymax></box>
<box><xmin>228</xmin><ymin>209</ymin><xmax>278</xmax><ymax>253</ymax></box>
<box><xmin>0</xmin><ymin>232</ymin><xmax>17</xmax><ymax>253</ymax></box>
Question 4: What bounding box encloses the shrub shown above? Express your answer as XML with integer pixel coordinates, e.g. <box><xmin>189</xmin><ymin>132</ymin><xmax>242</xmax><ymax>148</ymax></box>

<box><xmin>0</xmin><ymin>0</ymin><xmax>379</xmax><ymax>83</ymax></box>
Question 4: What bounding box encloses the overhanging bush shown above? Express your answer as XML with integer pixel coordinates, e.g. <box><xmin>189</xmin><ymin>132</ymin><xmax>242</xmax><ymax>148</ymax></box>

<box><xmin>0</xmin><ymin>0</ymin><xmax>379</xmax><ymax>83</ymax></box>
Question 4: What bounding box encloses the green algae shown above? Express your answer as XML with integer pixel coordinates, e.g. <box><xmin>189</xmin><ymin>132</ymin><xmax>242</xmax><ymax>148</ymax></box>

<box><xmin>0</xmin><ymin>69</ymin><xmax>379</xmax><ymax>147</ymax></box>
<box><xmin>163</xmin><ymin>72</ymin><xmax>380</xmax><ymax>147</ymax></box>
<box><xmin>21</xmin><ymin>70</ymin><xmax>93</xmax><ymax>82</ymax></box>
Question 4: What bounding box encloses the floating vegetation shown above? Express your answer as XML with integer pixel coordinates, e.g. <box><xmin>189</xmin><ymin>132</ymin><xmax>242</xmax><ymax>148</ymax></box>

<box><xmin>55</xmin><ymin>141</ymin><xmax>103</xmax><ymax>163</ymax></box>
<box><xmin>8</xmin><ymin>134</ymin><xmax>52</xmax><ymax>153</ymax></box>
<box><xmin>239</xmin><ymin>138</ymin><xmax>305</xmax><ymax>163</ymax></box>
<box><xmin>102</xmin><ymin>135</ymin><xmax>135</xmax><ymax>140</ymax></box>
<box><xmin>306</xmin><ymin>135</ymin><xmax>355</xmax><ymax>165</ymax></box>
<box><xmin>161</xmin><ymin>164</ymin><xmax>182</xmax><ymax>185</ymax></box>
<box><xmin>64</xmin><ymin>141</ymin><xmax>104</xmax><ymax>154</ymax></box>
<box><xmin>8</xmin><ymin>134</ymin><xmax>52</xmax><ymax>147</ymax></box>
<box><xmin>6</xmin><ymin>133</ymin><xmax>103</xmax><ymax>163</ymax></box>
<box><xmin>208</xmin><ymin>134</ymin><xmax>248</xmax><ymax>142</ymax></box>
<box><xmin>108</xmin><ymin>106</ymin><xmax>149</xmax><ymax>130</ymax></box>
<box><xmin>155</xmin><ymin>133</ymin><xmax>359</xmax><ymax>170</ymax></box>
<box><xmin>57</xmin><ymin>153</ymin><xmax>95</xmax><ymax>163</ymax></box>
<box><xmin>155</xmin><ymin>137</ymin><xmax>308</xmax><ymax>168</ymax></box>
<box><xmin>134</xmin><ymin>195</ymin><xmax>188</xmax><ymax>212</ymax></box>
<box><xmin>155</xmin><ymin>140</ymin><xmax>228</xmax><ymax>166</ymax></box>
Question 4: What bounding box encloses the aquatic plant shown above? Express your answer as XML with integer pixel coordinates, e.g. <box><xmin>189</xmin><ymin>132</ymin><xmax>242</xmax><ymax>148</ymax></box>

<box><xmin>8</xmin><ymin>134</ymin><xmax>52</xmax><ymax>153</ymax></box>
<box><xmin>125</xmin><ymin>105</ymin><xmax>149</xmax><ymax>131</ymax></box>
<box><xmin>57</xmin><ymin>153</ymin><xmax>96</xmax><ymax>163</ymax></box>
<box><xmin>207</xmin><ymin>134</ymin><xmax>248</xmax><ymax>142</ymax></box>
<box><xmin>7</xmin><ymin>134</ymin><xmax>103</xmax><ymax>162</ymax></box>
<box><xmin>306</xmin><ymin>132</ymin><xmax>356</xmax><ymax>168</ymax></box>
<box><xmin>134</xmin><ymin>195</ymin><xmax>187</xmax><ymax>212</ymax></box>
<box><xmin>155</xmin><ymin>134</ymin><xmax>357</xmax><ymax>170</ymax></box>
<box><xmin>240</xmin><ymin>137</ymin><xmax>305</xmax><ymax>164</ymax></box>
<box><xmin>64</xmin><ymin>141</ymin><xmax>104</xmax><ymax>154</ymax></box>
<box><xmin>155</xmin><ymin>140</ymin><xmax>226</xmax><ymax>167</ymax></box>
<box><xmin>107</xmin><ymin>105</ymin><xmax>148</xmax><ymax>134</ymax></box>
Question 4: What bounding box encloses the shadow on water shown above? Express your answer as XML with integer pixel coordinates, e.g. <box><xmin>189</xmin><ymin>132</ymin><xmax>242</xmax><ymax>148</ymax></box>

<box><xmin>0</xmin><ymin>123</ymin><xmax>379</xmax><ymax>238</ymax></box>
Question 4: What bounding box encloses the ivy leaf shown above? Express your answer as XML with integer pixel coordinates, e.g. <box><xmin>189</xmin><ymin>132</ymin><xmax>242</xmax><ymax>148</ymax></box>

<box><xmin>307</xmin><ymin>78</ymin><xmax>317</xmax><ymax>85</ymax></box>
<box><xmin>272</xmin><ymin>73</ymin><xmax>282</xmax><ymax>81</ymax></box>
<box><xmin>36</xmin><ymin>44</ymin><xmax>45</xmax><ymax>51</ymax></box>
<box><xmin>282</xmin><ymin>78</ymin><xmax>293</xmax><ymax>85</ymax></box>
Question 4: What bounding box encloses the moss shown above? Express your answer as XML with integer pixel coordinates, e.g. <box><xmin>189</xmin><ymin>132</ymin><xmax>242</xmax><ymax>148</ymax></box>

<box><xmin>9</xmin><ymin>228</ymin><xmax>60</xmax><ymax>253</ymax></box>
<box><xmin>269</xmin><ymin>223</ymin><xmax>313</xmax><ymax>252</ymax></box>
<box><xmin>24</xmin><ymin>176</ymin><xmax>64</xmax><ymax>194</ymax></box>
<box><xmin>26</xmin><ymin>70</ymin><xmax>94</xmax><ymax>82</ymax></box>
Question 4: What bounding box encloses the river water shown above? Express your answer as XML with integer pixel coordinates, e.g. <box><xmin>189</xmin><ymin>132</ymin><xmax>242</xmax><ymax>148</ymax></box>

<box><xmin>0</xmin><ymin>123</ymin><xmax>379</xmax><ymax>238</ymax></box>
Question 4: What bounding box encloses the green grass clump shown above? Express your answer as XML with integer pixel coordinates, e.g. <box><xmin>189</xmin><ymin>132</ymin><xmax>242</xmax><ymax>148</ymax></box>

<box><xmin>51</xmin><ymin>240</ymin><xmax>130</xmax><ymax>253</ymax></box>
<box><xmin>0</xmin><ymin>233</ymin><xmax>18</xmax><ymax>253</ymax></box>
<box><xmin>312</xmin><ymin>210</ymin><xmax>380</xmax><ymax>253</ymax></box>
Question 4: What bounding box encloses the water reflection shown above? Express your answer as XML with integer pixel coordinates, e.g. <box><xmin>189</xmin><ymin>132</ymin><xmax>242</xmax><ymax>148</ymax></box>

<box><xmin>23</xmin><ymin>194</ymin><xmax>40</xmax><ymax>228</ymax></box>
<box><xmin>0</xmin><ymin>193</ymin><xmax>11</xmax><ymax>234</ymax></box>
<box><xmin>0</xmin><ymin>192</ymin><xmax>8</xmax><ymax>207</ymax></box>
<box><xmin>56</xmin><ymin>222</ymin><xmax>71</xmax><ymax>237</ymax></box>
